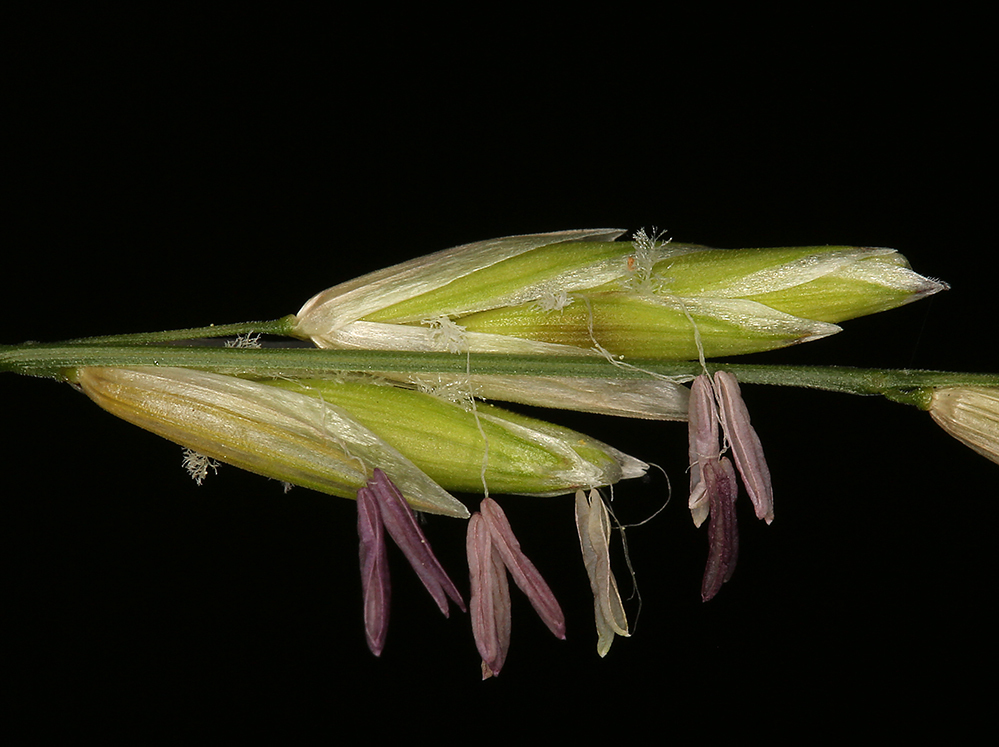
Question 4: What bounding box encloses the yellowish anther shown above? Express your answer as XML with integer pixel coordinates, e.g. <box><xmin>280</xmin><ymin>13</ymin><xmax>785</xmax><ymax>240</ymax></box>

<box><xmin>575</xmin><ymin>489</ymin><xmax>629</xmax><ymax>656</ymax></box>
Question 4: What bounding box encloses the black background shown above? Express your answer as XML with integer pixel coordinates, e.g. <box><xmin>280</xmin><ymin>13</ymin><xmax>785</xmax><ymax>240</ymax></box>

<box><xmin>5</xmin><ymin>9</ymin><xmax>996</xmax><ymax>738</ymax></box>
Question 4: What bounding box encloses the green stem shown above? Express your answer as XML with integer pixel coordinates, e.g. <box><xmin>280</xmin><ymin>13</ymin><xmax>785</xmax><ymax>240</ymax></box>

<box><xmin>3</xmin><ymin>332</ymin><xmax>997</xmax><ymax>408</ymax></box>
<box><xmin>61</xmin><ymin>315</ymin><xmax>300</xmax><ymax>345</ymax></box>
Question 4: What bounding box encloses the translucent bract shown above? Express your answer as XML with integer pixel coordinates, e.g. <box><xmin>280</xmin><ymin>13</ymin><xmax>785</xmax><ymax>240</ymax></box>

<box><xmin>929</xmin><ymin>386</ymin><xmax>999</xmax><ymax>465</ymax></box>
